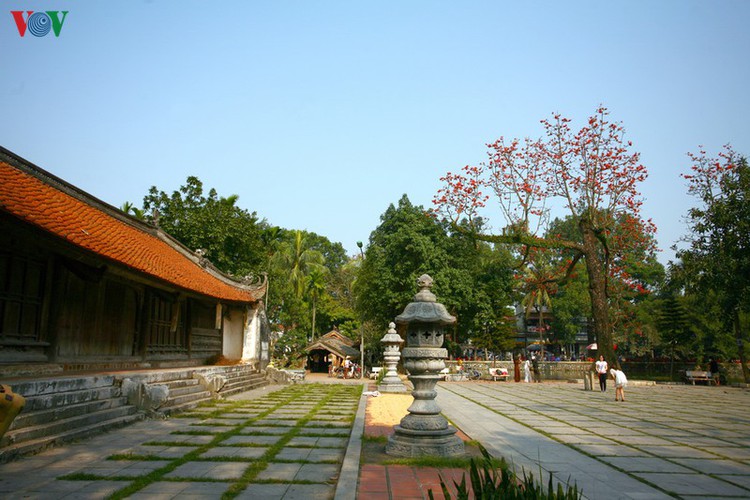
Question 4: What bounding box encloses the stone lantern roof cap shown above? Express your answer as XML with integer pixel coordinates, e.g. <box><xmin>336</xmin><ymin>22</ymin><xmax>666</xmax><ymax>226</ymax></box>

<box><xmin>381</xmin><ymin>322</ymin><xmax>404</xmax><ymax>344</ymax></box>
<box><xmin>395</xmin><ymin>274</ymin><xmax>456</xmax><ymax>325</ymax></box>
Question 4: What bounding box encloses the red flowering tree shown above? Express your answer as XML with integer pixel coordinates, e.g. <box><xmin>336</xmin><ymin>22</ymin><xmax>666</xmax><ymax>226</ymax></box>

<box><xmin>433</xmin><ymin>107</ymin><xmax>657</xmax><ymax>367</ymax></box>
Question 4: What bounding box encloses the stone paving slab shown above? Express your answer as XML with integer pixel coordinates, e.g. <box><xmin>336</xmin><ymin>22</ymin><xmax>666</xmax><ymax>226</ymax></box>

<box><xmin>438</xmin><ymin>381</ymin><xmax>750</xmax><ymax>500</ymax></box>
<box><xmin>129</xmin><ymin>480</ymin><xmax>232</xmax><ymax>499</ymax></box>
<box><xmin>240</xmin><ymin>425</ymin><xmax>289</xmax><ymax>434</ymax></box>
<box><xmin>199</xmin><ymin>446</ymin><xmax>269</xmax><ymax>459</ymax></box>
<box><xmin>672</xmin><ymin>458</ymin><xmax>750</xmax><ymax>475</ymax></box>
<box><xmin>222</xmin><ymin>434</ymin><xmax>283</xmax><ymax>445</ymax></box>
<box><xmin>254</xmin><ymin>419</ymin><xmax>299</xmax><ymax>426</ymax></box>
<box><xmin>84</xmin><ymin>459</ymin><xmax>172</xmax><ymax>477</ymax></box>
<box><xmin>166</xmin><ymin>460</ymin><xmax>249</xmax><ymax>480</ymax></box>
<box><xmin>633</xmin><ymin>472</ymin><xmax>750</xmax><ymax>497</ymax></box>
<box><xmin>126</xmin><ymin>444</ymin><xmax>201</xmax><ymax>458</ymax></box>
<box><xmin>0</xmin><ymin>382</ymin><xmax>363</xmax><ymax>500</ymax></box>
<box><xmin>150</xmin><ymin>434</ymin><xmax>215</xmax><ymax>445</ymax></box>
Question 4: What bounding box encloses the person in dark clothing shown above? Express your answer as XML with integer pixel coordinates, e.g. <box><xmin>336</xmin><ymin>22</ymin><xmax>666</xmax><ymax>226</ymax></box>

<box><xmin>709</xmin><ymin>358</ymin><xmax>720</xmax><ymax>386</ymax></box>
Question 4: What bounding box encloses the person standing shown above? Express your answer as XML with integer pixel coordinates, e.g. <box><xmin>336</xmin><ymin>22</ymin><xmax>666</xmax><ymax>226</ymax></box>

<box><xmin>610</xmin><ymin>368</ymin><xmax>628</xmax><ymax>402</ymax></box>
<box><xmin>595</xmin><ymin>355</ymin><xmax>609</xmax><ymax>392</ymax></box>
<box><xmin>514</xmin><ymin>355</ymin><xmax>521</xmax><ymax>383</ymax></box>
<box><xmin>532</xmin><ymin>355</ymin><xmax>541</xmax><ymax>383</ymax></box>
<box><xmin>523</xmin><ymin>357</ymin><xmax>532</xmax><ymax>383</ymax></box>
<box><xmin>709</xmin><ymin>358</ymin><xmax>720</xmax><ymax>386</ymax></box>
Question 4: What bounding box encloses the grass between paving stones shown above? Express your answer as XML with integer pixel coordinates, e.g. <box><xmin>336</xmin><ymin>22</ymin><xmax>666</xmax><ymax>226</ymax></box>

<box><xmin>223</xmin><ymin>385</ymin><xmax>361</xmax><ymax>498</ymax></box>
<box><xmin>59</xmin><ymin>384</ymin><xmax>356</xmax><ymax>499</ymax></box>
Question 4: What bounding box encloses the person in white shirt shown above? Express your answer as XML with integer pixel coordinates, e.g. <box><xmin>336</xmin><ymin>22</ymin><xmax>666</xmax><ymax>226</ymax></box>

<box><xmin>523</xmin><ymin>357</ymin><xmax>532</xmax><ymax>383</ymax></box>
<box><xmin>609</xmin><ymin>368</ymin><xmax>628</xmax><ymax>402</ymax></box>
<box><xmin>595</xmin><ymin>355</ymin><xmax>608</xmax><ymax>392</ymax></box>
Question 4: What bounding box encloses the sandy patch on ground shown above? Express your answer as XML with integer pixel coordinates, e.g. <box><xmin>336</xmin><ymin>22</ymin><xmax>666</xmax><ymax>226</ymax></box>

<box><xmin>364</xmin><ymin>393</ymin><xmax>412</xmax><ymax>437</ymax></box>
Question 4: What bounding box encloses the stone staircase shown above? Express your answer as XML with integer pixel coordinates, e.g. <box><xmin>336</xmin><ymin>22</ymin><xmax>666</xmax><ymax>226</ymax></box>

<box><xmin>0</xmin><ymin>365</ymin><xmax>268</xmax><ymax>462</ymax></box>
<box><xmin>0</xmin><ymin>375</ymin><xmax>143</xmax><ymax>462</ymax></box>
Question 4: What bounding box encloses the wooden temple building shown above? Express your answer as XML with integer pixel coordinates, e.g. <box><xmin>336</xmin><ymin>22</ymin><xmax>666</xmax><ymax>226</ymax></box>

<box><xmin>0</xmin><ymin>146</ymin><xmax>270</xmax><ymax>377</ymax></box>
<box><xmin>0</xmin><ymin>147</ymin><xmax>275</xmax><ymax>459</ymax></box>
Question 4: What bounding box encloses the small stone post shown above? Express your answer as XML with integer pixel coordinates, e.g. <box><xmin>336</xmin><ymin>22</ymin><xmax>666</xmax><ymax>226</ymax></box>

<box><xmin>379</xmin><ymin>322</ymin><xmax>406</xmax><ymax>393</ymax></box>
<box><xmin>385</xmin><ymin>274</ymin><xmax>464</xmax><ymax>457</ymax></box>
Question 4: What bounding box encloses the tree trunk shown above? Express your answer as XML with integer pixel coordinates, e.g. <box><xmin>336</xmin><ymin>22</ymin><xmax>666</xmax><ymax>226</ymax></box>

<box><xmin>311</xmin><ymin>302</ymin><xmax>316</xmax><ymax>340</ymax></box>
<box><xmin>580</xmin><ymin>221</ymin><xmax>618</xmax><ymax>369</ymax></box>
<box><xmin>734</xmin><ymin>308</ymin><xmax>750</xmax><ymax>383</ymax></box>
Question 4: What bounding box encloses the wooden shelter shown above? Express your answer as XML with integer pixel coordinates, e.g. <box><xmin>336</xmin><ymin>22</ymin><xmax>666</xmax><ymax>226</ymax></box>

<box><xmin>305</xmin><ymin>330</ymin><xmax>360</xmax><ymax>373</ymax></box>
<box><xmin>0</xmin><ymin>147</ymin><xmax>269</xmax><ymax>376</ymax></box>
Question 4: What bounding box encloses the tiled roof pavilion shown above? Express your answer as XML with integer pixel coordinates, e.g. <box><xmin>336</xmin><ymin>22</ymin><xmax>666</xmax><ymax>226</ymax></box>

<box><xmin>0</xmin><ymin>147</ymin><xmax>265</xmax><ymax>303</ymax></box>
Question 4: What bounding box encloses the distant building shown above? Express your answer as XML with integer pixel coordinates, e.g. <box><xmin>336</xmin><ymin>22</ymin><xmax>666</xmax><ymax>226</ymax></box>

<box><xmin>0</xmin><ymin>147</ymin><xmax>269</xmax><ymax>375</ymax></box>
<box><xmin>515</xmin><ymin>303</ymin><xmax>591</xmax><ymax>359</ymax></box>
<box><xmin>305</xmin><ymin>330</ymin><xmax>360</xmax><ymax>373</ymax></box>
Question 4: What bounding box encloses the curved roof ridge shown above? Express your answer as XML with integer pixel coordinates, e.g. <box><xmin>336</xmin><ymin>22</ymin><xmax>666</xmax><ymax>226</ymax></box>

<box><xmin>0</xmin><ymin>147</ymin><xmax>266</xmax><ymax>303</ymax></box>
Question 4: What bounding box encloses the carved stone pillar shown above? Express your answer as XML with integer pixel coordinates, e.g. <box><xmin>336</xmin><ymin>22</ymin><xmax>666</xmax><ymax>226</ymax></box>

<box><xmin>378</xmin><ymin>322</ymin><xmax>406</xmax><ymax>393</ymax></box>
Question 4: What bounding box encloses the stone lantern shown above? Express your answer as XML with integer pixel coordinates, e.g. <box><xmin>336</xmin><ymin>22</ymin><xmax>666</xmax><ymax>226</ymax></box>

<box><xmin>378</xmin><ymin>322</ymin><xmax>406</xmax><ymax>393</ymax></box>
<box><xmin>385</xmin><ymin>274</ymin><xmax>464</xmax><ymax>457</ymax></box>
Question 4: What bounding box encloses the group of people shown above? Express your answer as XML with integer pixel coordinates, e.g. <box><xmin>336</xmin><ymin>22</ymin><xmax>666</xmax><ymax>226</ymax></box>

<box><xmin>513</xmin><ymin>353</ymin><xmax>629</xmax><ymax>400</ymax></box>
<box><xmin>595</xmin><ymin>355</ymin><xmax>628</xmax><ymax>401</ymax></box>
<box><xmin>327</xmin><ymin>357</ymin><xmax>360</xmax><ymax>379</ymax></box>
<box><xmin>513</xmin><ymin>354</ymin><xmax>542</xmax><ymax>383</ymax></box>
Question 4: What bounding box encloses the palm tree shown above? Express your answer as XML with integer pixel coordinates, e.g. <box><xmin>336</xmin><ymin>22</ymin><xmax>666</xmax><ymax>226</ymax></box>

<box><xmin>520</xmin><ymin>258</ymin><xmax>557</xmax><ymax>353</ymax></box>
<box><xmin>272</xmin><ymin>230</ymin><xmax>325</xmax><ymax>298</ymax></box>
<box><xmin>306</xmin><ymin>266</ymin><xmax>329</xmax><ymax>339</ymax></box>
<box><xmin>120</xmin><ymin>201</ymin><xmax>145</xmax><ymax>219</ymax></box>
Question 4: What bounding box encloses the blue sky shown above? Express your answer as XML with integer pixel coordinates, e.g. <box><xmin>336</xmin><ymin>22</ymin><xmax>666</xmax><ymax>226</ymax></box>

<box><xmin>2</xmin><ymin>1</ymin><xmax>749</xmax><ymax>264</ymax></box>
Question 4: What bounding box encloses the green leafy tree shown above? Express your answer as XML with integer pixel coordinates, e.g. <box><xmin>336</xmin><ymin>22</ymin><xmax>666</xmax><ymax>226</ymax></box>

<box><xmin>656</xmin><ymin>295</ymin><xmax>695</xmax><ymax>378</ymax></box>
<box><xmin>550</xmin><ymin>269</ymin><xmax>591</xmax><ymax>355</ymax></box>
<box><xmin>142</xmin><ymin>176</ymin><xmax>266</xmax><ymax>276</ymax></box>
<box><xmin>677</xmin><ymin>147</ymin><xmax>750</xmax><ymax>382</ymax></box>
<box><xmin>355</xmin><ymin>195</ymin><xmax>515</xmax><ymax>357</ymax></box>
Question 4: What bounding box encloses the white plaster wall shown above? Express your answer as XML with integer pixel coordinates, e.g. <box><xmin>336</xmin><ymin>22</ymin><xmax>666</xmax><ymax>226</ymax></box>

<box><xmin>223</xmin><ymin>306</ymin><xmax>245</xmax><ymax>359</ymax></box>
<box><xmin>241</xmin><ymin>302</ymin><xmax>269</xmax><ymax>367</ymax></box>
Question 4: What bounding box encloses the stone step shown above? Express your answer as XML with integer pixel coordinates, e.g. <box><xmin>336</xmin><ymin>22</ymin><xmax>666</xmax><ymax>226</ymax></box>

<box><xmin>160</xmin><ymin>378</ymin><xmax>201</xmax><ymax>390</ymax></box>
<box><xmin>0</xmin><ymin>366</ymin><xmax>266</xmax><ymax>460</ymax></box>
<box><xmin>19</xmin><ymin>385</ymin><xmax>122</xmax><ymax>413</ymax></box>
<box><xmin>157</xmin><ymin>393</ymin><xmax>214</xmax><ymax>416</ymax></box>
<box><xmin>167</xmin><ymin>383</ymin><xmax>206</xmax><ymax>398</ymax></box>
<box><xmin>8</xmin><ymin>375</ymin><xmax>118</xmax><ymax>398</ymax></box>
<box><xmin>220</xmin><ymin>376</ymin><xmax>268</xmax><ymax>397</ymax></box>
<box><xmin>157</xmin><ymin>388</ymin><xmax>213</xmax><ymax>411</ymax></box>
<box><xmin>9</xmin><ymin>395</ymin><xmax>130</xmax><ymax>430</ymax></box>
<box><xmin>0</xmin><ymin>411</ymin><xmax>145</xmax><ymax>463</ymax></box>
<box><xmin>3</xmin><ymin>405</ymin><xmax>140</xmax><ymax>447</ymax></box>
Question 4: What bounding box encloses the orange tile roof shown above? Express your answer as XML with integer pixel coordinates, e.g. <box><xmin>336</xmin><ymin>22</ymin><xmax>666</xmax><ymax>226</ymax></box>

<box><xmin>0</xmin><ymin>159</ymin><xmax>262</xmax><ymax>303</ymax></box>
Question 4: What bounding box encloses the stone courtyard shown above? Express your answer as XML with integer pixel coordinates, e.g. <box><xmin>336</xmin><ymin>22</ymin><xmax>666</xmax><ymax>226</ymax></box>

<box><xmin>438</xmin><ymin>381</ymin><xmax>750</xmax><ymax>499</ymax></box>
<box><xmin>0</xmin><ymin>380</ymin><xmax>748</xmax><ymax>499</ymax></box>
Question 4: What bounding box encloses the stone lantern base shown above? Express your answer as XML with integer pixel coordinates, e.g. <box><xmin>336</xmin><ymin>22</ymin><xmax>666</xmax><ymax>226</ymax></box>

<box><xmin>385</xmin><ymin>425</ymin><xmax>464</xmax><ymax>457</ymax></box>
<box><xmin>378</xmin><ymin>379</ymin><xmax>408</xmax><ymax>393</ymax></box>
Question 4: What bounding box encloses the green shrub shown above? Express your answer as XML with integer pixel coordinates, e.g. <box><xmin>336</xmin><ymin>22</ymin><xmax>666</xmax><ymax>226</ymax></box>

<box><xmin>376</xmin><ymin>367</ymin><xmax>387</xmax><ymax>384</ymax></box>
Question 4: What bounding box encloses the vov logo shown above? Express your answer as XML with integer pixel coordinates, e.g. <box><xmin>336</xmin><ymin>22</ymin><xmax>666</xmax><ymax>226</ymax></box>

<box><xmin>11</xmin><ymin>11</ymin><xmax>69</xmax><ymax>37</ymax></box>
